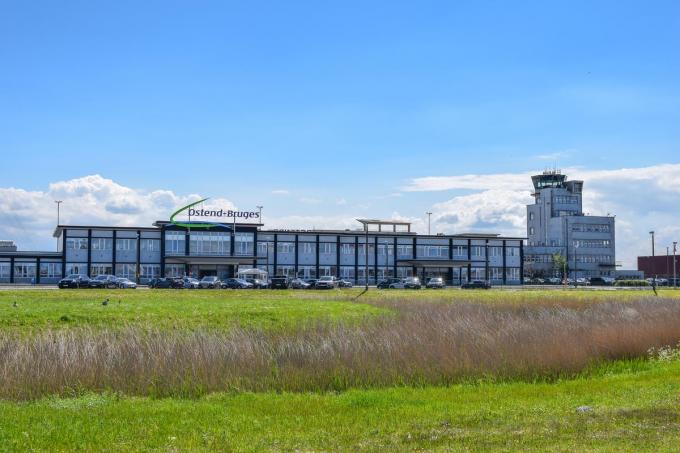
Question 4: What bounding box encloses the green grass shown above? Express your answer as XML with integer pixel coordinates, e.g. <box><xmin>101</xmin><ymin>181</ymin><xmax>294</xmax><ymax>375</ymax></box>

<box><xmin>0</xmin><ymin>289</ymin><xmax>387</xmax><ymax>332</ymax></box>
<box><xmin>1</xmin><ymin>358</ymin><xmax>679</xmax><ymax>452</ymax></box>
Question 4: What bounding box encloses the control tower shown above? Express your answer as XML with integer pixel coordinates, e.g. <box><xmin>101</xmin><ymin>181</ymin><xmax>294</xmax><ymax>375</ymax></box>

<box><xmin>524</xmin><ymin>170</ymin><xmax>615</xmax><ymax>280</ymax></box>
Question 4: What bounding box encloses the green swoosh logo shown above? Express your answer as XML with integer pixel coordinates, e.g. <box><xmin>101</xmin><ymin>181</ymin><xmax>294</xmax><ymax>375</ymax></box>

<box><xmin>170</xmin><ymin>198</ymin><xmax>226</xmax><ymax>229</ymax></box>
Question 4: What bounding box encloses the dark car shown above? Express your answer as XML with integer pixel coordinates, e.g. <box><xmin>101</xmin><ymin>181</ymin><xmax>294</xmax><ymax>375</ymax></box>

<box><xmin>304</xmin><ymin>278</ymin><xmax>318</xmax><ymax>288</ymax></box>
<box><xmin>461</xmin><ymin>280</ymin><xmax>491</xmax><ymax>289</ymax></box>
<box><xmin>269</xmin><ymin>276</ymin><xmax>290</xmax><ymax>289</ymax></box>
<box><xmin>377</xmin><ymin>278</ymin><xmax>402</xmax><ymax>289</ymax></box>
<box><xmin>337</xmin><ymin>279</ymin><xmax>353</xmax><ymax>288</ymax></box>
<box><xmin>245</xmin><ymin>277</ymin><xmax>269</xmax><ymax>289</ymax></box>
<box><xmin>290</xmin><ymin>278</ymin><xmax>311</xmax><ymax>289</ymax></box>
<box><xmin>222</xmin><ymin>278</ymin><xmax>253</xmax><ymax>289</ymax></box>
<box><xmin>588</xmin><ymin>277</ymin><xmax>609</xmax><ymax>286</ymax></box>
<box><xmin>88</xmin><ymin>274</ymin><xmax>119</xmax><ymax>289</ymax></box>
<box><xmin>58</xmin><ymin>274</ymin><xmax>91</xmax><ymax>288</ymax></box>
<box><xmin>149</xmin><ymin>277</ymin><xmax>184</xmax><ymax>289</ymax></box>
<box><xmin>426</xmin><ymin>277</ymin><xmax>445</xmax><ymax>289</ymax></box>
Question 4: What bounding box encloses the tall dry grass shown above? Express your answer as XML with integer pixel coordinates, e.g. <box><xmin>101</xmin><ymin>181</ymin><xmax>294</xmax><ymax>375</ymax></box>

<box><xmin>2</xmin><ymin>296</ymin><xmax>680</xmax><ymax>400</ymax></box>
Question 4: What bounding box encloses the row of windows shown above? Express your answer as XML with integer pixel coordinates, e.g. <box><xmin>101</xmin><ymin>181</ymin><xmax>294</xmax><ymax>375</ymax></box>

<box><xmin>0</xmin><ymin>262</ymin><xmax>63</xmax><ymax>279</ymax></box>
<box><xmin>575</xmin><ymin>255</ymin><xmax>614</xmax><ymax>264</ymax></box>
<box><xmin>553</xmin><ymin>195</ymin><xmax>579</xmax><ymax>205</ymax></box>
<box><xmin>165</xmin><ymin>232</ymin><xmax>255</xmax><ymax>256</ymax></box>
<box><xmin>65</xmin><ymin>263</ymin><xmax>161</xmax><ymax>279</ymax></box>
<box><xmin>258</xmin><ymin>243</ymin><xmax>519</xmax><ymax>258</ymax></box>
<box><xmin>67</xmin><ymin>238</ymin><xmax>160</xmax><ymax>252</ymax></box>
<box><xmin>573</xmin><ymin>239</ymin><xmax>611</xmax><ymax>248</ymax></box>
<box><xmin>571</xmin><ymin>224</ymin><xmax>611</xmax><ymax>233</ymax></box>
<box><xmin>262</xmin><ymin>265</ymin><xmax>521</xmax><ymax>281</ymax></box>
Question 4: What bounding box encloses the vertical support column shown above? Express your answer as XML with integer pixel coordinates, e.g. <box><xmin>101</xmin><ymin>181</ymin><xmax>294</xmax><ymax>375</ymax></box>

<box><xmin>467</xmin><ymin>238</ymin><xmax>472</xmax><ymax>282</ymax></box>
<box><xmin>336</xmin><ymin>236</ymin><xmax>341</xmax><ymax>278</ymax></box>
<box><xmin>412</xmin><ymin>236</ymin><xmax>417</xmax><ymax>277</ymax></box>
<box><xmin>273</xmin><ymin>234</ymin><xmax>278</xmax><ymax>275</ymax></box>
<box><xmin>520</xmin><ymin>240</ymin><xmax>525</xmax><ymax>284</ymax></box>
<box><xmin>36</xmin><ymin>257</ymin><xmax>41</xmax><ymax>284</ymax></box>
<box><xmin>61</xmin><ymin>229</ymin><xmax>67</xmax><ymax>279</ymax></box>
<box><xmin>315</xmin><ymin>234</ymin><xmax>320</xmax><ymax>278</ymax></box>
<box><xmin>253</xmin><ymin>229</ymin><xmax>259</xmax><ymax>269</ymax></box>
<box><xmin>294</xmin><ymin>235</ymin><xmax>299</xmax><ymax>276</ymax></box>
<box><xmin>112</xmin><ymin>230</ymin><xmax>118</xmax><ymax>276</ymax></box>
<box><xmin>354</xmin><ymin>236</ymin><xmax>359</xmax><ymax>283</ymax></box>
<box><xmin>373</xmin><ymin>236</ymin><xmax>378</xmax><ymax>284</ymax></box>
<box><xmin>485</xmin><ymin>239</ymin><xmax>489</xmax><ymax>283</ymax></box>
<box><xmin>447</xmin><ymin>238</ymin><xmax>454</xmax><ymax>285</ymax></box>
<box><xmin>9</xmin><ymin>256</ymin><xmax>14</xmax><ymax>284</ymax></box>
<box><xmin>158</xmin><ymin>228</ymin><xmax>164</xmax><ymax>277</ymax></box>
<box><xmin>136</xmin><ymin>230</ymin><xmax>141</xmax><ymax>284</ymax></box>
<box><xmin>86</xmin><ymin>229</ymin><xmax>92</xmax><ymax>277</ymax></box>
<box><xmin>392</xmin><ymin>237</ymin><xmax>397</xmax><ymax>278</ymax></box>
<box><xmin>502</xmin><ymin>240</ymin><xmax>507</xmax><ymax>285</ymax></box>
<box><xmin>185</xmin><ymin>229</ymin><xmax>190</xmax><ymax>256</ymax></box>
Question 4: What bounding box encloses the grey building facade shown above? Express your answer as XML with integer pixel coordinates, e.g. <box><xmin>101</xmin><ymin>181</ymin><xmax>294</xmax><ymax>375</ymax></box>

<box><xmin>0</xmin><ymin>219</ymin><xmax>524</xmax><ymax>285</ymax></box>
<box><xmin>524</xmin><ymin>171</ymin><xmax>616</xmax><ymax>278</ymax></box>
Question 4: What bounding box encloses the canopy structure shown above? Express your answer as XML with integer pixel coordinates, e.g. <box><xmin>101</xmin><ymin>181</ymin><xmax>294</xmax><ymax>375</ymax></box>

<box><xmin>237</xmin><ymin>268</ymin><xmax>268</xmax><ymax>280</ymax></box>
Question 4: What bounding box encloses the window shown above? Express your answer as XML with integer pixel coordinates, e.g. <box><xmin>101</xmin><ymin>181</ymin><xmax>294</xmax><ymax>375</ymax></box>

<box><xmin>14</xmin><ymin>263</ymin><xmax>36</xmax><ymax>278</ymax></box>
<box><xmin>489</xmin><ymin>247</ymin><xmax>503</xmax><ymax>257</ymax></box>
<box><xmin>340</xmin><ymin>267</ymin><xmax>355</xmax><ymax>279</ymax></box>
<box><xmin>506</xmin><ymin>247</ymin><xmax>520</xmax><ymax>257</ymax></box>
<box><xmin>471</xmin><ymin>246</ymin><xmax>485</xmax><ymax>257</ymax></box>
<box><xmin>396</xmin><ymin>267</ymin><xmax>414</xmax><ymax>278</ymax></box>
<box><xmin>489</xmin><ymin>267</ymin><xmax>503</xmax><ymax>280</ymax></box>
<box><xmin>141</xmin><ymin>239</ymin><xmax>160</xmax><ymax>252</ymax></box>
<box><xmin>140</xmin><ymin>265</ymin><xmax>160</xmax><ymax>279</ymax></box>
<box><xmin>572</xmin><ymin>239</ymin><xmax>611</xmax><ymax>248</ymax></box>
<box><xmin>319</xmin><ymin>243</ymin><xmax>335</xmax><ymax>254</ymax></box>
<box><xmin>66</xmin><ymin>238</ymin><xmax>88</xmax><ymax>250</ymax></box>
<box><xmin>277</xmin><ymin>242</ymin><xmax>295</xmax><ymax>254</ymax></box>
<box><xmin>91</xmin><ymin>238</ymin><xmax>112</xmax><ymax>251</ymax></box>
<box><xmin>452</xmin><ymin>245</ymin><xmax>467</xmax><ymax>257</ymax></box>
<box><xmin>377</xmin><ymin>244</ymin><xmax>394</xmax><ymax>256</ymax></box>
<box><xmin>90</xmin><ymin>264</ymin><xmax>113</xmax><ymax>276</ymax></box>
<box><xmin>529</xmin><ymin>212</ymin><xmax>535</xmax><ymax>220</ymax></box>
<box><xmin>165</xmin><ymin>264</ymin><xmax>185</xmax><ymax>278</ymax></box>
<box><xmin>506</xmin><ymin>268</ymin><xmax>520</xmax><ymax>281</ymax></box>
<box><xmin>416</xmin><ymin>245</ymin><xmax>448</xmax><ymax>258</ymax></box>
<box><xmin>529</xmin><ymin>227</ymin><xmax>535</xmax><ymax>235</ymax></box>
<box><xmin>301</xmin><ymin>243</ymin><xmax>316</xmax><ymax>254</ymax></box>
<box><xmin>190</xmin><ymin>231</ymin><xmax>230</xmax><ymax>256</ymax></box>
<box><xmin>165</xmin><ymin>232</ymin><xmax>186</xmax><ymax>255</ymax></box>
<box><xmin>0</xmin><ymin>263</ymin><xmax>10</xmax><ymax>279</ymax></box>
<box><xmin>277</xmin><ymin>265</ymin><xmax>295</xmax><ymax>278</ymax></box>
<box><xmin>65</xmin><ymin>263</ymin><xmax>87</xmax><ymax>275</ymax></box>
<box><xmin>116</xmin><ymin>239</ymin><xmax>137</xmax><ymax>251</ymax></box>
<box><xmin>358</xmin><ymin>244</ymin><xmax>374</xmax><ymax>255</ymax></box>
<box><xmin>470</xmin><ymin>267</ymin><xmax>486</xmax><ymax>280</ymax></box>
<box><xmin>340</xmin><ymin>243</ymin><xmax>355</xmax><ymax>255</ymax></box>
<box><xmin>257</xmin><ymin>242</ymin><xmax>272</xmax><ymax>257</ymax></box>
<box><xmin>397</xmin><ymin>244</ymin><xmax>413</xmax><ymax>258</ymax></box>
<box><xmin>318</xmin><ymin>266</ymin><xmax>336</xmax><ymax>277</ymax></box>
<box><xmin>234</xmin><ymin>233</ymin><xmax>254</xmax><ymax>256</ymax></box>
<box><xmin>572</xmin><ymin>224</ymin><xmax>611</xmax><ymax>233</ymax></box>
<box><xmin>297</xmin><ymin>265</ymin><xmax>316</xmax><ymax>279</ymax></box>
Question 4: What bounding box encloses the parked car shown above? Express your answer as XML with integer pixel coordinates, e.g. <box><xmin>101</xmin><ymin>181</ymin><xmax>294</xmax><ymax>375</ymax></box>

<box><xmin>58</xmin><ymin>274</ymin><xmax>91</xmax><ymax>288</ymax></box>
<box><xmin>315</xmin><ymin>276</ymin><xmax>338</xmax><ymax>289</ymax></box>
<box><xmin>290</xmin><ymin>278</ymin><xmax>311</xmax><ymax>289</ymax></box>
<box><xmin>221</xmin><ymin>278</ymin><xmax>253</xmax><ymax>289</ymax></box>
<box><xmin>115</xmin><ymin>277</ymin><xmax>137</xmax><ymax>289</ymax></box>
<box><xmin>588</xmin><ymin>277</ymin><xmax>609</xmax><ymax>286</ymax></box>
<box><xmin>461</xmin><ymin>280</ymin><xmax>491</xmax><ymax>289</ymax></box>
<box><xmin>182</xmin><ymin>277</ymin><xmax>200</xmax><ymax>289</ymax></box>
<box><xmin>245</xmin><ymin>277</ymin><xmax>269</xmax><ymax>289</ymax></box>
<box><xmin>389</xmin><ymin>277</ymin><xmax>422</xmax><ymax>289</ymax></box>
<box><xmin>547</xmin><ymin>277</ymin><xmax>561</xmax><ymax>285</ymax></box>
<box><xmin>337</xmin><ymin>279</ymin><xmax>354</xmax><ymax>288</ymax></box>
<box><xmin>89</xmin><ymin>274</ymin><xmax>119</xmax><ymax>289</ymax></box>
<box><xmin>149</xmin><ymin>277</ymin><xmax>184</xmax><ymax>289</ymax></box>
<box><xmin>269</xmin><ymin>276</ymin><xmax>290</xmax><ymax>289</ymax></box>
<box><xmin>199</xmin><ymin>276</ymin><xmax>221</xmax><ymax>289</ymax></box>
<box><xmin>304</xmin><ymin>278</ymin><xmax>318</xmax><ymax>288</ymax></box>
<box><xmin>377</xmin><ymin>278</ymin><xmax>402</xmax><ymax>289</ymax></box>
<box><xmin>425</xmin><ymin>277</ymin><xmax>445</xmax><ymax>289</ymax></box>
<box><xmin>576</xmin><ymin>277</ymin><xmax>590</xmax><ymax>286</ymax></box>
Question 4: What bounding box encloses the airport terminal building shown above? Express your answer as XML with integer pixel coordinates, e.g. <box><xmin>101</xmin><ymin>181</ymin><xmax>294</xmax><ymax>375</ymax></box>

<box><xmin>0</xmin><ymin>218</ymin><xmax>524</xmax><ymax>286</ymax></box>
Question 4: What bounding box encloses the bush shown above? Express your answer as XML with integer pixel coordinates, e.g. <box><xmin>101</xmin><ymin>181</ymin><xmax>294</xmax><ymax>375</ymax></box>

<box><xmin>614</xmin><ymin>280</ymin><xmax>649</xmax><ymax>287</ymax></box>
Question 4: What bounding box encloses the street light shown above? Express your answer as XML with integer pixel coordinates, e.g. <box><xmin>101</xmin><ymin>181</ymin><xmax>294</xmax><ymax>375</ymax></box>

<box><xmin>426</xmin><ymin>212</ymin><xmax>432</xmax><ymax>235</ymax></box>
<box><xmin>256</xmin><ymin>205</ymin><xmax>263</xmax><ymax>226</ymax></box>
<box><xmin>674</xmin><ymin>242</ymin><xmax>677</xmax><ymax>288</ymax></box>
<box><xmin>54</xmin><ymin>200</ymin><xmax>63</xmax><ymax>250</ymax></box>
<box><xmin>649</xmin><ymin>231</ymin><xmax>655</xmax><ymax>256</ymax></box>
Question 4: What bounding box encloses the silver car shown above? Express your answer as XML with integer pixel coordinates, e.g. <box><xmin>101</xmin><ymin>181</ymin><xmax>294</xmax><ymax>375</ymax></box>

<box><xmin>115</xmin><ymin>277</ymin><xmax>137</xmax><ymax>289</ymax></box>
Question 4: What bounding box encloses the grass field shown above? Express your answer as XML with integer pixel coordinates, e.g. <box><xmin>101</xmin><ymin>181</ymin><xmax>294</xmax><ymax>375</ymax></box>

<box><xmin>2</xmin><ymin>288</ymin><xmax>680</xmax><ymax>451</ymax></box>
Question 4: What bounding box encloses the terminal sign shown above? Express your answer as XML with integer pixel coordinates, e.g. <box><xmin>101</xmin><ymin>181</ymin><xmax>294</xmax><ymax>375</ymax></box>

<box><xmin>170</xmin><ymin>198</ymin><xmax>260</xmax><ymax>229</ymax></box>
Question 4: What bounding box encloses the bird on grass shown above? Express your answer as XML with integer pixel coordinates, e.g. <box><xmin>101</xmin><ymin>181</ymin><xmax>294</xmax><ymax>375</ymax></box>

<box><xmin>102</xmin><ymin>298</ymin><xmax>109</xmax><ymax>306</ymax></box>
<box><xmin>13</xmin><ymin>300</ymin><xmax>18</xmax><ymax>308</ymax></box>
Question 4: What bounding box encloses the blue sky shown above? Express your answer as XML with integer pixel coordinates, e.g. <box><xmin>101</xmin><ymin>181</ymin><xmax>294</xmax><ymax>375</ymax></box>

<box><xmin>1</xmin><ymin>1</ymin><xmax>679</xmax><ymax>265</ymax></box>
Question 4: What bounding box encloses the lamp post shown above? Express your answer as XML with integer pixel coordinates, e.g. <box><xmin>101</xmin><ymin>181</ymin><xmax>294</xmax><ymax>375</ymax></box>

<box><xmin>54</xmin><ymin>200</ymin><xmax>63</xmax><ymax>249</ymax></box>
<box><xmin>426</xmin><ymin>212</ymin><xmax>432</xmax><ymax>235</ymax></box>
<box><xmin>649</xmin><ymin>231</ymin><xmax>655</xmax><ymax>256</ymax></box>
<box><xmin>365</xmin><ymin>223</ymin><xmax>369</xmax><ymax>290</ymax></box>
<box><xmin>256</xmin><ymin>205</ymin><xmax>263</xmax><ymax>226</ymax></box>
<box><xmin>674</xmin><ymin>242</ymin><xmax>677</xmax><ymax>288</ymax></box>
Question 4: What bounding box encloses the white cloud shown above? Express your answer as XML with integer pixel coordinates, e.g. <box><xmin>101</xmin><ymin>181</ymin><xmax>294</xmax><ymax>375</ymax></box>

<box><xmin>271</xmin><ymin>189</ymin><xmax>290</xmax><ymax>195</ymax></box>
<box><xmin>336</xmin><ymin>198</ymin><xmax>347</xmax><ymax>205</ymax></box>
<box><xmin>298</xmin><ymin>197</ymin><xmax>321</xmax><ymax>204</ymax></box>
<box><xmin>414</xmin><ymin>163</ymin><xmax>680</xmax><ymax>268</ymax></box>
